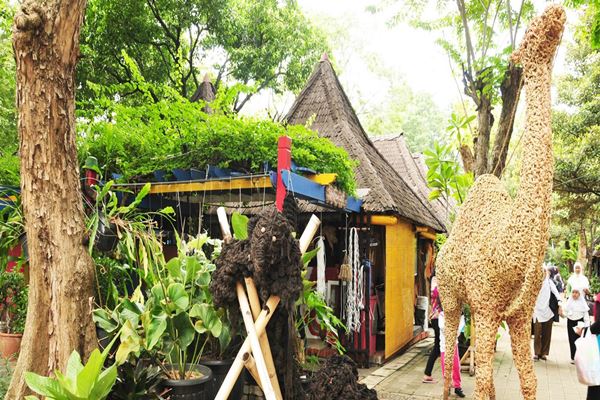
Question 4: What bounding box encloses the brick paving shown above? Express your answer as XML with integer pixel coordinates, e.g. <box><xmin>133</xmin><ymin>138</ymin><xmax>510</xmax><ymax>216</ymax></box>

<box><xmin>361</xmin><ymin>318</ymin><xmax>586</xmax><ymax>399</ymax></box>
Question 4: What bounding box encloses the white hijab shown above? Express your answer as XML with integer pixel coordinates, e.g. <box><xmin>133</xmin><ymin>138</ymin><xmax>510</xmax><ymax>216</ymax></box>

<box><xmin>566</xmin><ymin>287</ymin><xmax>589</xmax><ymax>313</ymax></box>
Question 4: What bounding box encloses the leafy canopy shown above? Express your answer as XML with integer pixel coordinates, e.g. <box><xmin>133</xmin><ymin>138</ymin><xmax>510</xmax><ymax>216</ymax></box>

<box><xmin>78</xmin><ymin>0</ymin><xmax>328</xmax><ymax>112</ymax></box>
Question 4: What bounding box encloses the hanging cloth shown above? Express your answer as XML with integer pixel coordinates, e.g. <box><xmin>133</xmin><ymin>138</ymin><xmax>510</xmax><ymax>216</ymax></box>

<box><xmin>316</xmin><ymin>236</ymin><xmax>327</xmax><ymax>299</ymax></box>
<box><xmin>346</xmin><ymin>228</ymin><xmax>362</xmax><ymax>333</ymax></box>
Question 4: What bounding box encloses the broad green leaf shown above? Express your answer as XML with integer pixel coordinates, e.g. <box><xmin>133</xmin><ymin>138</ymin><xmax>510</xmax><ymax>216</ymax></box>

<box><xmin>25</xmin><ymin>372</ymin><xmax>68</xmax><ymax>398</ymax></box>
<box><xmin>65</xmin><ymin>350</ymin><xmax>84</xmax><ymax>383</ymax></box>
<box><xmin>145</xmin><ymin>312</ymin><xmax>167</xmax><ymax>350</ymax></box>
<box><xmin>89</xmin><ymin>364</ymin><xmax>118</xmax><ymax>399</ymax></box>
<box><xmin>218</xmin><ymin>322</ymin><xmax>232</xmax><ymax>353</ymax></box>
<box><xmin>92</xmin><ymin>309</ymin><xmax>119</xmax><ymax>334</ymax></box>
<box><xmin>302</xmin><ymin>247</ymin><xmax>319</xmax><ymax>266</ymax></box>
<box><xmin>76</xmin><ymin>349</ymin><xmax>104</xmax><ymax>396</ymax></box>
<box><xmin>116</xmin><ymin>320</ymin><xmax>141</xmax><ymax>364</ymax></box>
<box><xmin>166</xmin><ymin>257</ymin><xmax>182</xmax><ymax>279</ymax></box>
<box><xmin>171</xmin><ymin>313</ymin><xmax>195</xmax><ymax>351</ymax></box>
<box><xmin>428</xmin><ymin>189</ymin><xmax>441</xmax><ymax>200</ymax></box>
<box><xmin>167</xmin><ymin>283</ymin><xmax>189</xmax><ymax>311</ymax></box>
<box><xmin>232</xmin><ymin>212</ymin><xmax>249</xmax><ymax>240</ymax></box>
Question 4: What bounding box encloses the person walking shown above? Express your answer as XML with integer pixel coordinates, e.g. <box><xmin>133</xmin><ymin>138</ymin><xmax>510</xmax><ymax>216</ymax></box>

<box><xmin>575</xmin><ymin>315</ymin><xmax>600</xmax><ymax>399</ymax></box>
<box><xmin>439</xmin><ymin>310</ymin><xmax>466</xmax><ymax>398</ymax></box>
<box><xmin>567</xmin><ymin>262</ymin><xmax>590</xmax><ymax>297</ymax></box>
<box><xmin>423</xmin><ymin>276</ymin><xmax>442</xmax><ymax>384</ymax></box>
<box><xmin>551</xmin><ymin>266</ymin><xmax>565</xmax><ymax>295</ymax></box>
<box><xmin>533</xmin><ymin>266</ymin><xmax>561</xmax><ymax>360</ymax></box>
<box><xmin>562</xmin><ymin>286</ymin><xmax>590</xmax><ymax>363</ymax></box>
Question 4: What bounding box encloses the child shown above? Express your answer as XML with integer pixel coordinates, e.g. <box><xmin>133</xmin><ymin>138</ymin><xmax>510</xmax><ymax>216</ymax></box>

<box><xmin>562</xmin><ymin>286</ymin><xmax>589</xmax><ymax>363</ymax></box>
<box><xmin>439</xmin><ymin>311</ymin><xmax>466</xmax><ymax>398</ymax></box>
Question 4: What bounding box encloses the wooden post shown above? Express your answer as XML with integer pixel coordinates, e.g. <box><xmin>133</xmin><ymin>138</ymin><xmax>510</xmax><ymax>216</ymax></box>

<box><xmin>299</xmin><ymin>214</ymin><xmax>321</xmax><ymax>254</ymax></box>
<box><xmin>245</xmin><ymin>277</ymin><xmax>283</xmax><ymax>399</ymax></box>
<box><xmin>217</xmin><ymin>207</ymin><xmax>232</xmax><ymax>243</ymax></box>
<box><xmin>243</xmin><ymin>353</ymin><xmax>263</xmax><ymax>388</ymax></box>
<box><xmin>275</xmin><ymin>136</ymin><xmax>292</xmax><ymax>212</ymax></box>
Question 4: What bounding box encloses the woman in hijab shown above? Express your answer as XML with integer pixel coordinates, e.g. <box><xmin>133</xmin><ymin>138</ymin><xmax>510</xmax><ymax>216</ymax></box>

<box><xmin>533</xmin><ymin>266</ymin><xmax>561</xmax><ymax>360</ymax></box>
<box><xmin>562</xmin><ymin>286</ymin><xmax>590</xmax><ymax>363</ymax></box>
<box><xmin>567</xmin><ymin>262</ymin><xmax>590</xmax><ymax>297</ymax></box>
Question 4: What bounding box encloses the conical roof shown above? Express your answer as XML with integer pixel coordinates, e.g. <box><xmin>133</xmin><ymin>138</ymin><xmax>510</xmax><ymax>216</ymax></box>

<box><xmin>285</xmin><ymin>57</ymin><xmax>445</xmax><ymax>231</ymax></box>
<box><xmin>373</xmin><ymin>134</ymin><xmax>453</xmax><ymax>231</ymax></box>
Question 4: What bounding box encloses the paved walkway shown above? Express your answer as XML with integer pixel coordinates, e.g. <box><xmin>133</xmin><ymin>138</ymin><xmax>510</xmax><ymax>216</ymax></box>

<box><xmin>360</xmin><ymin>319</ymin><xmax>586</xmax><ymax>399</ymax></box>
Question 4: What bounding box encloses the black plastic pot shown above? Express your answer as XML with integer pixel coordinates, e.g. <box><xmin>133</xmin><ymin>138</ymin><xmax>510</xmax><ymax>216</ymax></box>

<box><xmin>96</xmin><ymin>215</ymin><xmax>118</xmax><ymax>252</ymax></box>
<box><xmin>162</xmin><ymin>364</ymin><xmax>213</xmax><ymax>400</ymax></box>
<box><xmin>200</xmin><ymin>359</ymin><xmax>245</xmax><ymax>400</ymax></box>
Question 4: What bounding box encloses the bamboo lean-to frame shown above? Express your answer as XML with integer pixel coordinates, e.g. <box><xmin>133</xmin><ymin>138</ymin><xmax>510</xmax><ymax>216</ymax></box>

<box><xmin>214</xmin><ymin>208</ymin><xmax>321</xmax><ymax>400</ymax></box>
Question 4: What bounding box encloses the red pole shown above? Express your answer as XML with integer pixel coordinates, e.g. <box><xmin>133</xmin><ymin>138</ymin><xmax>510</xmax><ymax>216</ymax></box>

<box><xmin>276</xmin><ymin>136</ymin><xmax>292</xmax><ymax>212</ymax></box>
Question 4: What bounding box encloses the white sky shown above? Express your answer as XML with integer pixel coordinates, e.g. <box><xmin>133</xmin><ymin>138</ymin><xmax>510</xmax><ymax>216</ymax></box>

<box><xmin>245</xmin><ymin>0</ymin><xmax>577</xmax><ymax>121</ymax></box>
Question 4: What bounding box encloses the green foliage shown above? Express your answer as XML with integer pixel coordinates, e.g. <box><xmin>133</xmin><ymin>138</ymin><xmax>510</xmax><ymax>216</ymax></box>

<box><xmin>296</xmin><ymin>246</ymin><xmax>346</xmax><ymax>355</ymax></box>
<box><xmin>0</xmin><ymin>194</ymin><xmax>25</xmax><ymax>269</ymax></box>
<box><xmin>424</xmin><ymin>142</ymin><xmax>473</xmax><ymax>206</ymax></box>
<box><xmin>78</xmin><ymin>0</ymin><xmax>329</xmax><ymax>111</ymax></box>
<box><xmin>564</xmin><ymin>0</ymin><xmax>600</xmax><ymax>49</ymax></box>
<box><xmin>0</xmin><ymin>1</ymin><xmax>18</xmax><ymax>185</ymax></box>
<box><xmin>93</xmin><ymin>234</ymin><xmax>232</xmax><ymax>379</ymax></box>
<box><xmin>108</xmin><ymin>362</ymin><xmax>165</xmax><ymax>400</ymax></box>
<box><xmin>231</xmin><ymin>212</ymin><xmax>249</xmax><ymax>240</ymax></box>
<box><xmin>78</xmin><ymin>81</ymin><xmax>357</xmax><ymax>194</ymax></box>
<box><xmin>0</xmin><ymin>357</ymin><xmax>12</xmax><ymax>399</ymax></box>
<box><xmin>365</xmin><ymin>76</ymin><xmax>446</xmax><ymax>152</ymax></box>
<box><xmin>25</xmin><ymin>347</ymin><xmax>117</xmax><ymax>400</ymax></box>
<box><xmin>0</xmin><ymin>270</ymin><xmax>28</xmax><ymax>334</ymax></box>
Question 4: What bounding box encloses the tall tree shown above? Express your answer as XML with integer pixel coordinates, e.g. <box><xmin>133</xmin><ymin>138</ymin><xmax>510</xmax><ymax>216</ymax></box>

<box><xmin>378</xmin><ymin>0</ymin><xmax>535</xmax><ymax>177</ymax></box>
<box><xmin>552</xmin><ymin>7</ymin><xmax>600</xmax><ymax>272</ymax></box>
<box><xmin>8</xmin><ymin>0</ymin><xmax>96</xmax><ymax>397</ymax></box>
<box><xmin>78</xmin><ymin>0</ymin><xmax>328</xmax><ymax>112</ymax></box>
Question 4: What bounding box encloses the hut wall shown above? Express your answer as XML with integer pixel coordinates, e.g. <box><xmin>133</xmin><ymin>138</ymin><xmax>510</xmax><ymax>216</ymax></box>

<box><xmin>384</xmin><ymin>219</ymin><xmax>417</xmax><ymax>358</ymax></box>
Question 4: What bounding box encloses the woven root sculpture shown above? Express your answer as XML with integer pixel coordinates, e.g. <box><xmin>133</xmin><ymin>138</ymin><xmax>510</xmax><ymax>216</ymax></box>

<box><xmin>435</xmin><ymin>5</ymin><xmax>566</xmax><ymax>400</ymax></box>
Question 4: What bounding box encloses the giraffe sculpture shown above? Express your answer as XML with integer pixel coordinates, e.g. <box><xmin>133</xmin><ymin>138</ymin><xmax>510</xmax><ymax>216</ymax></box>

<box><xmin>436</xmin><ymin>5</ymin><xmax>566</xmax><ymax>400</ymax></box>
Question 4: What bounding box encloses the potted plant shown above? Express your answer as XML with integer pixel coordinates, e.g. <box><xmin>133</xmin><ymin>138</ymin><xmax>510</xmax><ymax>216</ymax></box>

<box><xmin>0</xmin><ymin>270</ymin><xmax>28</xmax><ymax>359</ymax></box>
<box><xmin>94</xmin><ymin>234</ymin><xmax>229</xmax><ymax>400</ymax></box>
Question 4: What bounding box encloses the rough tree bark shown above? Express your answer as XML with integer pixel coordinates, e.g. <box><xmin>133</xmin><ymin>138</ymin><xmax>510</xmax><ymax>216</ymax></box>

<box><xmin>462</xmin><ymin>64</ymin><xmax>524</xmax><ymax>178</ymax></box>
<box><xmin>8</xmin><ymin>0</ymin><xmax>96</xmax><ymax>398</ymax></box>
<box><xmin>489</xmin><ymin>63</ymin><xmax>523</xmax><ymax>176</ymax></box>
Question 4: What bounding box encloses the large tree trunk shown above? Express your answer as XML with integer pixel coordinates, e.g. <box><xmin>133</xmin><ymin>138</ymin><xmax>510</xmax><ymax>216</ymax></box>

<box><xmin>8</xmin><ymin>0</ymin><xmax>96</xmax><ymax>398</ymax></box>
<box><xmin>473</xmin><ymin>96</ymin><xmax>493</xmax><ymax>177</ymax></box>
<box><xmin>489</xmin><ymin>63</ymin><xmax>523</xmax><ymax>177</ymax></box>
<box><xmin>579</xmin><ymin>224</ymin><xmax>588</xmax><ymax>269</ymax></box>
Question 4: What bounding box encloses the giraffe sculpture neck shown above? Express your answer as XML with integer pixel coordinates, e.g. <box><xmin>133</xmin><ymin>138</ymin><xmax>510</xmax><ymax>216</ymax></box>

<box><xmin>511</xmin><ymin>62</ymin><xmax>554</xmax><ymax>240</ymax></box>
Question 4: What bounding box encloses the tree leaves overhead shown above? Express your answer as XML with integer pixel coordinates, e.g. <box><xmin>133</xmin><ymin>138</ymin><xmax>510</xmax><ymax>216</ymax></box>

<box><xmin>78</xmin><ymin>0</ymin><xmax>328</xmax><ymax>111</ymax></box>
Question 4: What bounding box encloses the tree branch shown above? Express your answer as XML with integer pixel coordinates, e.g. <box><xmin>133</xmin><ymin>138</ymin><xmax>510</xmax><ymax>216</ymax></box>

<box><xmin>456</xmin><ymin>0</ymin><xmax>476</xmax><ymax>76</ymax></box>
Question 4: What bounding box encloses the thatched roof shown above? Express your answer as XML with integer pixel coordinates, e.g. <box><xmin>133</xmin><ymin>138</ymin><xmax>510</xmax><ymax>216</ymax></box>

<box><xmin>372</xmin><ymin>134</ymin><xmax>453</xmax><ymax>231</ymax></box>
<box><xmin>285</xmin><ymin>55</ymin><xmax>445</xmax><ymax>232</ymax></box>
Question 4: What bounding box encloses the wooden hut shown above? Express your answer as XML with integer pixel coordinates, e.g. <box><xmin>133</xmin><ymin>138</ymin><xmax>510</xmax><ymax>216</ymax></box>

<box><xmin>285</xmin><ymin>55</ymin><xmax>446</xmax><ymax>361</ymax></box>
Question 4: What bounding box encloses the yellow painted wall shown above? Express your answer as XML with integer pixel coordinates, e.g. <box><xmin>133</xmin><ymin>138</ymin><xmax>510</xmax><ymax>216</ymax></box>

<box><xmin>385</xmin><ymin>220</ymin><xmax>417</xmax><ymax>358</ymax></box>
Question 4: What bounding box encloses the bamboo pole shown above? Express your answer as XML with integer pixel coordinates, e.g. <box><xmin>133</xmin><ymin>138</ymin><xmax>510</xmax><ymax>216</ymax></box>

<box><xmin>215</xmin><ymin>296</ymin><xmax>280</xmax><ymax>400</ymax></box>
<box><xmin>214</xmin><ymin>214</ymin><xmax>321</xmax><ymax>400</ymax></box>
<box><xmin>245</xmin><ymin>277</ymin><xmax>283</xmax><ymax>400</ymax></box>
<box><xmin>243</xmin><ymin>353</ymin><xmax>263</xmax><ymax>388</ymax></box>
<box><xmin>217</xmin><ymin>207</ymin><xmax>233</xmax><ymax>242</ymax></box>
<box><xmin>236</xmin><ymin>283</ymin><xmax>276</xmax><ymax>400</ymax></box>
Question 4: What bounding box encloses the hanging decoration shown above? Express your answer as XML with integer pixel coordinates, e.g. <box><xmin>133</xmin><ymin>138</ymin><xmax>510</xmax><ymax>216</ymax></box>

<box><xmin>316</xmin><ymin>236</ymin><xmax>327</xmax><ymax>299</ymax></box>
<box><xmin>345</xmin><ymin>227</ymin><xmax>363</xmax><ymax>333</ymax></box>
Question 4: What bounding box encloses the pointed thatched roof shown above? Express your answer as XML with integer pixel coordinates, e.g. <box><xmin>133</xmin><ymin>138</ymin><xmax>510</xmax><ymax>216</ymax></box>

<box><xmin>372</xmin><ymin>134</ymin><xmax>453</xmax><ymax>231</ymax></box>
<box><xmin>285</xmin><ymin>56</ymin><xmax>445</xmax><ymax>231</ymax></box>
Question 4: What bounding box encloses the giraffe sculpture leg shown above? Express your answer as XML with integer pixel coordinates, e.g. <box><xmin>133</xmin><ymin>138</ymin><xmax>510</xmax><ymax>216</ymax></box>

<box><xmin>473</xmin><ymin>315</ymin><xmax>498</xmax><ymax>400</ymax></box>
<box><xmin>441</xmin><ymin>304</ymin><xmax>461</xmax><ymax>400</ymax></box>
<box><xmin>507</xmin><ymin>316</ymin><xmax>537</xmax><ymax>400</ymax></box>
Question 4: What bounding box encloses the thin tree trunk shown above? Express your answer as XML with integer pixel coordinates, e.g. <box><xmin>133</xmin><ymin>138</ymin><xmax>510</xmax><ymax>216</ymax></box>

<box><xmin>489</xmin><ymin>63</ymin><xmax>523</xmax><ymax>177</ymax></box>
<box><xmin>473</xmin><ymin>96</ymin><xmax>493</xmax><ymax>177</ymax></box>
<box><xmin>8</xmin><ymin>0</ymin><xmax>96</xmax><ymax>397</ymax></box>
<box><xmin>579</xmin><ymin>223</ymin><xmax>588</xmax><ymax>269</ymax></box>
<box><xmin>459</xmin><ymin>144</ymin><xmax>475</xmax><ymax>174</ymax></box>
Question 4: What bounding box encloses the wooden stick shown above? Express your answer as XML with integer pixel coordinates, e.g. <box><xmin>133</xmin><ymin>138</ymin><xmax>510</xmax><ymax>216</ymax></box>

<box><xmin>215</xmin><ymin>295</ymin><xmax>280</xmax><ymax>400</ymax></box>
<box><xmin>217</xmin><ymin>207</ymin><xmax>233</xmax><ymax>242</ymax></box>
<box><xmin>245</xmin><ymin>277</ymin><xmax>283</xmax><ymax>400</ymax></box>
<box><xmin>236</xmin><ymin>283</ymin><xmax>276</xmax><ymax>400</ymax></box>
<box><xmin>243</xmin><ymin>352</ymin><xmax>263</xmax><ymax>388</ymax></box>
<box><xmin>299</xmin><ymin>214</ymin><xmax>321</xmax><ymax>254</ymax></box>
